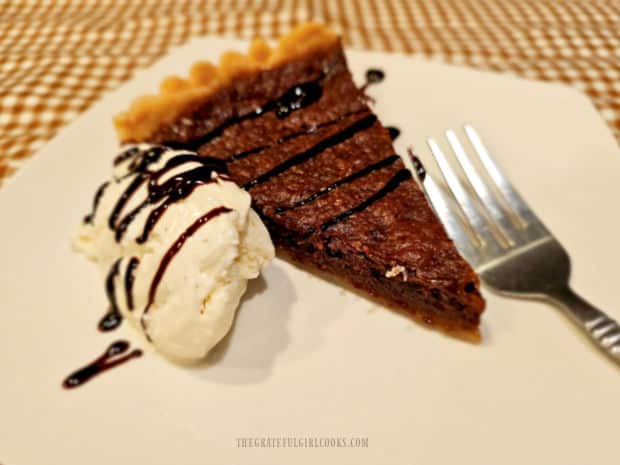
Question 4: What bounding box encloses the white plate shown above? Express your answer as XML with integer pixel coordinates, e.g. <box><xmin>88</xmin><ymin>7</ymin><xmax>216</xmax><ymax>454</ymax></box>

<box><xmin>1</xmin><ymin>37</ymin><xmax>620</xmax><ymax>465</ymax></box>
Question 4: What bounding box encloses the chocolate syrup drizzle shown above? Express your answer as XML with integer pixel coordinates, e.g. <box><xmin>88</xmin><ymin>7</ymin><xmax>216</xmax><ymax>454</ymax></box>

<box><xmin>231</xmin><ymin>69</ymin><xmax>410</xmax><ymax>233</ymax></box>
<box><xmin>157</xmin><ymin>67</ymin><xmax>408</xmax><ymax>238</ymax></box>
<box><xmin>166</xmin><ymin>80</ymin><xmax>324</xmax><ymax>150</ymax></box>
<box><xmin>124</xmin><ymin>257</ymin><xmax>140</xmax><ymax>311</ymax></box>
<box><xmin>225</xmin><ymin>144</ymin><xmax>269</xmax><ymax>163</ymax></box>
<box><xmin>63</xmin><ymin>340</ymin><xmax>142</xmax><ymax>389</ymax></box>
<box><xmin>244</xmin><ymin>114</ymin><xmax>377</xmax><ymax>189</ymax></box>
<box><xmin>273</xmin><ymin>81</ymin><xmax>323</xmax><ymax>118</ymax></box>
<box><xmin>126</xmin><ymin>145</ymin><xmax>166</xmax><ymax>173</ymax></box>
<box><xmin>113</xmin><ymin>146</ymin><xmax>140</xmax><ymax>166</ymax></box>
<box><xmin>138</xmin><ymin>171</ymin><xmax>216</xmax><ymax>242</ymax></box>
<box><xmin>143</xmin><ymin>206</ymin><xmax>232</xmax><ymax>323</ymax></box>
<box><xmin>275</xmin><ymin>154</ymin><xmax>400</xmax><ymax>214</ymax></box>
<box><xmin>83</xmin><ymin>181</ymin><xmax>109</xmax><ymax>224</ymax></box>
<box><xmin>98</xmin><ymin>258</ymin><xmax>123</xmax><ymax>332</ymax></box>
<box><xmin>108</xmin><ymin>174</ymin><xmax>148</xmax><ymax>230</ymax></box>
<box><xmin>107</xmin><ymin>145</ymin><xmax>167</xmax><ymax>232</ymax></box>
<box><xmin>71</xmin><ymin>148</ymin><xmax>230</xmax><ymax>387</ymax></box>
<box><xmin>111</xmin><ymin>153</ymin><xmax>226</xmax><ymax>243</ymax></box>
<box><xmin>320</xmin><ymin>169</ymin><xmax>412</xmax><ymax>232</ymax></box>
<box><xmin>224</xmin><ymin>109</ymin><xmax>367</xmax><ymax>163</ymax></box>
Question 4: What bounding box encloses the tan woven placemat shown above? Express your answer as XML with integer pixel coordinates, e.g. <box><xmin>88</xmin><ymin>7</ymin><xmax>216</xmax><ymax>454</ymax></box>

<box><xmin>1</xmin><ymin>0</ymin><xmax>618</xmax><ymax>186</ymax></box>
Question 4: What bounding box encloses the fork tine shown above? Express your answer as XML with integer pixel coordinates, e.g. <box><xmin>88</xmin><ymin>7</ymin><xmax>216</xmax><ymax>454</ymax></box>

<box><xmin>464</xmin><ymin>125</ymin><xmax>545</xmax><ymax>232</ymax></box>
<box><xmin>413</xmin><ymin>164</ymin><xmax>482</xmax><ymax>267</ymax></box>
<box><xmin>445</xmin><ymin>129</ymin><xmax>516</xmax><ymax>246</ymax></box>
<box><xmin>427</xmin><ymin>138</ymin><xmax>503</xmax><ymax>256</ymax></box>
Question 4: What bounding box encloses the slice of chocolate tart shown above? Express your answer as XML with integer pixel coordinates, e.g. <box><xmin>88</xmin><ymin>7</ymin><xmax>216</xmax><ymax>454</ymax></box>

<box><xmin>115</xmin><ymin>23</ymin><xmax>485</xmax><ymax>338</ymax></box>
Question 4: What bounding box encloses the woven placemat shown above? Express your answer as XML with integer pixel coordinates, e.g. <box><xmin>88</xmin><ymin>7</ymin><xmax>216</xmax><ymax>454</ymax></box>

<box><xmin>1</xmin><ymin>0</ymin><xmax>618</xmax><ymax>186</ymax></box>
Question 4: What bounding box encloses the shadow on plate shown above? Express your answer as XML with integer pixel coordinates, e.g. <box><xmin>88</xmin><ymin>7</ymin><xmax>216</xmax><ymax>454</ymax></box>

<box><xmin>190</xmin><ymin>262</ymin><xmax>295</xmax><ymax>385</ymax></box>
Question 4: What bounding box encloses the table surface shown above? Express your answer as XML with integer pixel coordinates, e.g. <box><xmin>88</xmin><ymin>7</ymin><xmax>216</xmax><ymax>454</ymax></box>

<box><xmin>1</xmin><ymin>0</ymin><xmax>618</xmax><ymax>187</ymax></box>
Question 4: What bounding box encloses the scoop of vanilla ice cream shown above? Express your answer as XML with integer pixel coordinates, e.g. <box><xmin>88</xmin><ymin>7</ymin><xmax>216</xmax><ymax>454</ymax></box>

<box><xmin>74</xmin><ymin>144</ymin><xmax>274</xmax><ymax>362</ymax></box>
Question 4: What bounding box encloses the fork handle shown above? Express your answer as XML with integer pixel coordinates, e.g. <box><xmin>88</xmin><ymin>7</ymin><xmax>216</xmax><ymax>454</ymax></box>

<box><xmin>547</xmin><ymin>287</ymin><xmax>620</xmax><ymax>362</ymax></box>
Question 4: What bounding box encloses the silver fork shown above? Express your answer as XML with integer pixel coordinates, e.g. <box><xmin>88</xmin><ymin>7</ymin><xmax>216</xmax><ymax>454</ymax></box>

<box><xmin>415</xmin><ymin>125</ymin><xmax>620</xmax><ymax>363</ymax></box>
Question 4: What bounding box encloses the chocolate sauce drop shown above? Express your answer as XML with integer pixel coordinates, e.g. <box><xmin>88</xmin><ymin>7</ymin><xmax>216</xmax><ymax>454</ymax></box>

<box><xmin>98</xmin><ymin>310</ymin><xmax>122</xmax><ymax>332</ymax></box>
<box><xmin>62</xmin><ymin>341</ymin><xmax>142</xmax><ymax>389</ymax></box>
<box><xmin>365</xmin><ymin>68</ymin><xmax>385</xmax><ymax>85</ymax></box>
<box><xmin>387</xmin><ymin>126</ymin><xmax>400</xmax><ymax>140</ymax></box>
<box><xmin>360</xmin><ymin>68</ymin><xmax>386</xmax><ymax>92</ymax></box>
<box><xmin>408</xmin><ymin>148</ymin><xmax>426</xmax><ymax>181</ymax></box>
